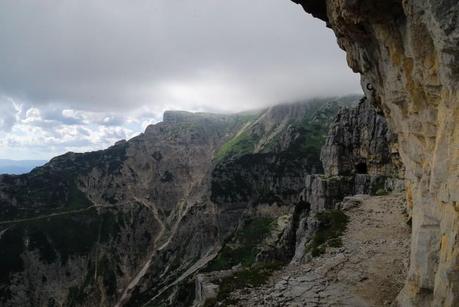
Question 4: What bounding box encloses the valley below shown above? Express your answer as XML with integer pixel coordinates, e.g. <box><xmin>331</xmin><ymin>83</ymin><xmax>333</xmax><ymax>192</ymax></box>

<box><xmin>0</xmin><ymin>95</ymin><xmax>409</xmax><ymax>306</ymax></box>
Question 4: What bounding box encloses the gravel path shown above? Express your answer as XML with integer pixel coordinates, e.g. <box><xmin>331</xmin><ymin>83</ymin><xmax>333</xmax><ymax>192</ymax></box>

<box><xmin>230</xmin><ymin>193</ymin><xmax>411</xmax><ymax>306</ymax></box>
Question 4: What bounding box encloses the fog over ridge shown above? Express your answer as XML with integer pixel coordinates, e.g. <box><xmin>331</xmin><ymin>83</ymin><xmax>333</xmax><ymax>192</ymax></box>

<box><xmin>0</xmin><ymin>0</ymin><xmax>361</xmax><ymax>159</ymax></box>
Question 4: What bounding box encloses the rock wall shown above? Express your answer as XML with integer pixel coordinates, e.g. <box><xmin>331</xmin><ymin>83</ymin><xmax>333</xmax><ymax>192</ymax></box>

<box><xmin>321</xmin><ymin>97</ymin><xmax>403</xmax><ymax>178</ymax></box>
<box><xmin>292</xmin><ymin>1</ymin><xmax>459</xmax><ymax>306</ymax></box>
<box><xmin>292</xmin><ymin>100</ymin><xmax>405</xmax><ymax>261</ymax></box>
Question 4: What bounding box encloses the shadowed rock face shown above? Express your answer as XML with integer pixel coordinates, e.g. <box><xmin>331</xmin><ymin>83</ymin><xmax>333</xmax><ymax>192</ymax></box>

<box><xmin>293</xmin><ymin>1</ymin><xmax>459</xmax><ymax>305</ymax></box>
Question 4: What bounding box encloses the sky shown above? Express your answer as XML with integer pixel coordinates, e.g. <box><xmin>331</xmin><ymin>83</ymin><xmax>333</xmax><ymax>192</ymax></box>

<box><xmin>0</xmin><ymin>0</ymin><xmax>361</xmax><ymax>160</ymax></box>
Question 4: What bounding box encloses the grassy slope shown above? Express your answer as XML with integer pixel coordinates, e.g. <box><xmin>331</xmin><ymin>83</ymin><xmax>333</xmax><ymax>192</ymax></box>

<box><xmin>214</xmin><ymin>96</ymin><xmax>359</xmax><ymax>163</ymax></box>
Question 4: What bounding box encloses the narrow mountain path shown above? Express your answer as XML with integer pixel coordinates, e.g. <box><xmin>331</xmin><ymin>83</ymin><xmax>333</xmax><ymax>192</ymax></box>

<box><xmin>231</xmin><ymin>193</ymin><xmax>411</xmax><ymax>306</ymax></box>
<box><xmin>0</xmin><ymin>204</ymin><xmax>120</xmax><ymax>226</ymax></box>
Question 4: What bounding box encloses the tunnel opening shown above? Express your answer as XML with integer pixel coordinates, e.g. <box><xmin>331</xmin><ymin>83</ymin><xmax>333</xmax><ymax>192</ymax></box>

<box><xmin>355</xmin><ymin>162</ymin><xmax>368</xmax><ymax>174</ymax></box>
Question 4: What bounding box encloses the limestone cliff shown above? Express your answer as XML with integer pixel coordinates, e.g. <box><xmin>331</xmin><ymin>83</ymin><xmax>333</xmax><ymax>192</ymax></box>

<box><xmin>292</xmin><ymin>1</ymin><xmax>459</xmax><ymax>305</ymax></box>
<box><xmin>321</xmin><ymin>97</ymin><xmax>404</xmax><ymax>179</ymax></box>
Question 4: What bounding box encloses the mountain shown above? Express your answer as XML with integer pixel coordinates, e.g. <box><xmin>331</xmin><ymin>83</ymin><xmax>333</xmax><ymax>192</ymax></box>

<box><xmin>0</xmin><ymin>160</ymin><xmax>47</xmax><ymax>175</ymax></box>
<box><xmin>0</xmin><ymin>95</ymin><xmax>405</xmax><ymax>306</ymax></box>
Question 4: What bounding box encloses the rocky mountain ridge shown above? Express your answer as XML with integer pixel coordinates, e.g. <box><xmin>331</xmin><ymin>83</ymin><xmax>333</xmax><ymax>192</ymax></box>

<box><xmin>0</xmin><ymin>109</ymin><xmax>250</xmax><ymax>306</ymax></box>
<box><xmin>0</xmin><ymin>95</ymin><xmax>404</xmax><ymax>306</ymax></box>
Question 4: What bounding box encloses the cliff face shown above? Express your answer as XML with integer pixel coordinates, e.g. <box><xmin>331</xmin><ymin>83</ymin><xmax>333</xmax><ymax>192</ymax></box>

<box><xmin>292</xmin><ymin>1</ymin><xmax>459</xmax><ymax>305</ymax></box>
<box><xmin>321</xmin><ymin>97</ymin><xmax>403</xmax><ymax>179</ymax></box>
<box><xmin>291</xmin><ymin>98</ymin><xmax>405</xmax><ymax>265</ymax></box>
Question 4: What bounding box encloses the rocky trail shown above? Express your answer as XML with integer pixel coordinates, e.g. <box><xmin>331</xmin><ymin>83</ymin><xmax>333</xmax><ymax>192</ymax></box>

<box><xmin>230</xmin><ymin>193</ymin><xmax>411</xmax><ymax>306</ymax></box>
<box><xmin>0</xmin><ymin>204</ymin><xmax>121</xmax><ymax>226</ymax></box>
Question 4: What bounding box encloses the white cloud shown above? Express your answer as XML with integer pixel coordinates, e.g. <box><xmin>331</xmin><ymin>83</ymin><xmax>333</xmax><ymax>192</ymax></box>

<box><xmin>0</xmin><ymin>99</ymin><xmax>142</xmax><ymax>159</ymax></box>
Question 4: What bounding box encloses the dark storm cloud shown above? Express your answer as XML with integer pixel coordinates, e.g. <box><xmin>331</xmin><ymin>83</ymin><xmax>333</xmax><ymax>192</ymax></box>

<box><xmin>0</xmin><ymin>0</ymin><xmax>360</xmax><ymax>112</ymax></box>
<box><xmin>0</xmin><ymin>0</ymin><xmax>361</xmax><ymax>159</ymax></box>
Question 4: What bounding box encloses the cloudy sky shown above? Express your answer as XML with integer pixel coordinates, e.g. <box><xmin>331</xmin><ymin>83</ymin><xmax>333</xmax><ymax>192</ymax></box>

<box><xmin>0</xmin><ymin>0</ymin><xmax>361</xmax><ymax>160</ymax></box>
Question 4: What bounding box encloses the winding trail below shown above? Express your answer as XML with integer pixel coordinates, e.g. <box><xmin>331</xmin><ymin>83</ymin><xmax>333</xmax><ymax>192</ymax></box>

<box><xmin>0</xmin><ymin>204</ymin><xmax>120</xmax><ymax>226</ymax></box>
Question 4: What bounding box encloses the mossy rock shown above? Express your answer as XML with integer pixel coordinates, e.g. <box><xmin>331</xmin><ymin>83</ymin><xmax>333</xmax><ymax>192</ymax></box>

<box><xmin>375</xmin><ymin>188</ymin><xmax>389</xmax><ymax>196</ymax></box>
<box><xmin>205</xmin><ymin>217</ymin><xmax>273</xmax><ymax>272</ymax></box>
<box><xmin>215</xmin><ymin>262</ymin><xmax>283</xmax><ymax>305</ymax></box>
<box><xmin>306</xmin><ymin>209</ymin><xmax>349</xmax><ymax>257</ymax></box>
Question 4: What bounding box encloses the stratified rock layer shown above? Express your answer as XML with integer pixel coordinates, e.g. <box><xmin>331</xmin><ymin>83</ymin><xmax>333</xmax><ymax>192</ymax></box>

<box><xmin>293</xmin><ymin>1</ymin><xmax>459</xmax><ymax>305</ymax></box>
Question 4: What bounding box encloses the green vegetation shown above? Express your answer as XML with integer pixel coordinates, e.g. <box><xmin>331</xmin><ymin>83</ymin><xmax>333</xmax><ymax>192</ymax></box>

<box><xmin>27</xmin><ymin>209</ymin><xmax>110</xmax><ymax>264</ymax></box>
<box><xmin>370</xmin><ymin>176</ymin><xmax>390</xmax><ymax>196</ymax></box>
<box><xmin>287</xmin><ymin>105</ymin><xmax>338</xmax><ymax>166</ymax></box>
<box><xmin>375</xmin><ymin>188</ymin><xmax>389</xmax><ymax>196</ymax></box>
<box><xmin>214</xmin><ymin>97</ymin><xmax>359</xmax><ymax>168</ymax></box>
<box><xmin>0</xmin><ymin>141</ymin><xmax>128</xmax><ymax>222</ymax></box>
<box><xmin>214</xmin><ymin>131</ymin><xmax>259</xmax><ymax>162</ymax></box>
<box><xmin>213</xmin><ymin>262</ymin><xmax>283</xmax><ymax>306</ymax></box>
<box><xmin>0</xmin><ymin>208</ymin><xmax>123</xmax><ymax>271</ymax></box>
<box><xmin>211</xmin><ymin>110</ymin><xmax>259</xmax><ymax>161</ymax></box>
<box><xmin>203</xmin><ymin>218</ymin><xmax>282</xmax><ymax>306</ymax></box>
<box><xmin>205</xmin><ymin>217</ymin><xmax>273</xmax><ymax>271</ymax></box>
<box><xmin>306</xmin><ymin>209</ymin><xmax>349</xmax><ymax>257</ymax></box>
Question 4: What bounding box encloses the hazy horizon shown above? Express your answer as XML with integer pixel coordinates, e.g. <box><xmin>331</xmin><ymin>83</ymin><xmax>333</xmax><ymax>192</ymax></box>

<box><xmin>0</xmin><ymin>0</ymin><xmax>361</xmax><ymax>160</ymax></box>
<box><xmin>0</xmin><ymin>159</ymin><xmax>47</xmax><ymax>175</ymax></box>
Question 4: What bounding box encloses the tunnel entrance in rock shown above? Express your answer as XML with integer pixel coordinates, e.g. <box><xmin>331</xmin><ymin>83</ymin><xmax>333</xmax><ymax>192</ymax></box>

<box><xmin>355</xmin><ymin>162</ymin><xmax>368</xmax><ymax>174</ymax></box>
